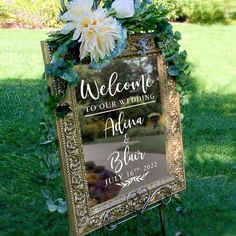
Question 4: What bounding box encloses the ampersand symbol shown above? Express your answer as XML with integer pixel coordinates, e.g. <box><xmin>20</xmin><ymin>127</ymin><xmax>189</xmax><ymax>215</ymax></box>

<box><xmin>124</xmin><ymin>133</ymin><xmax>129</xmax><ymax>144</ymax></box>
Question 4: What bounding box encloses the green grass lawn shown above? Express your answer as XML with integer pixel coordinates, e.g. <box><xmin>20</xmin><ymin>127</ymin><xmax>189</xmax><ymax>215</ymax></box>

<box><xmin>174</xmin><ymin>23</ymin><xmax>236</xmax><ymax>94</ymax></box>
<box><xmin>0</xmin><ymin>24</ymin><xmax>236</xmax><ymax>236</ymax></box>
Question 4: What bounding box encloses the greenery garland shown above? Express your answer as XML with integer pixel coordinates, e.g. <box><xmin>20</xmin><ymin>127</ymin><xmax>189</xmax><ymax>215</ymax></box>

<box><xmin>45</xmin><ymin>0</ymin><xmax>190</xmax><ymax>108</ymax></box>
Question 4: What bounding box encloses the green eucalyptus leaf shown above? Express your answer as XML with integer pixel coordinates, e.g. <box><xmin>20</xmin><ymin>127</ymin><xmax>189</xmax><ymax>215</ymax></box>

<box><xmin>47</xmin><ymin>171</ymin><xmax>59</xmax><ymax>180</ymax></box>
<box><xmin>41</xmin><ymin>189</ymin><xmax>52</xmax><ymax>200</ymax></box>
<box><xmin>103</xmin><ymin>0</ymin><xmax>113</xmax><ymax>9</ymax></box>
<box><xmin>180</xmin><ymin>50</ymin><xmax>188</xmax><ymax>59</ymax></box>
<box><xmin>57</xmin><ymin>44</ymin><xmax>68</xmax><ymax>55</ymax></box>
<box><xmin>45</xmin><ymin>64</ymin><xmax>53</xmax><ymax>75</ymax></box>
<box><xmin>174</xmin><ymin>31</ymin><xmax>182</xmax><ymax>40</ymax></box>
<box><xmin>40</xmin><ymin>139</ymin><xmax>53</xmax><ymax>145</ymax></box>
<box><xmin>176</xmin><ymin>85</ymin><xmax>183</xmax><ymax>93</ymax></box>
<box><xmin>181</xmin><ymin>95</ymin><xmax>189</xmax><ymax>105</ymax></box>
<box><xmin>57</xmin><ymin>201</ymin><xmax>67</xmax><ymax>214</ymax></box>
<box><xmin>158</xmin><ymin>42</ymin><xmax>165</xmax><ymax>48</ymax></box>
<box><xmin>166</xmin><ymin>24</ymin><xmax>173</xmax><ymax>34</ymax></box>
<box><xmin>44</xmin><ymin>95</ymin><xmax>62</xmax><ymax>114</ymax></box>
<box><xmin>42</xmin><ymin>72</ymin><xmax>46</xmax><ymax>80</ymax></box>
<box><xmin>47</xmin><ymin>200</ymin><xmax>57</xmax><ymax>212</ymax></box>
<box><xmin>144</xmin><ymin>13</ymin><xmax>153</xmax><ymax>20</ymax></box>
<box><xmin>60</xmin><ymin>69</ymin><xmax>78</xmax><ymax>85</ymax></box>
<box><xmin>168</xmin><ymin>65</ymin><xmax>179</xmax><ymax>77</ymax></box>
<box><xmin>65</xmin><ymin>60</ymin><xmax>76</xmax><ymax>68</ymax></box>
<box><xmin>45</xmin><ymin>58</ymin><xmax>65</xmax><ymax>75</ymax></box>
<box><xmin>165</xmin><ymin>54</ymin><xmax>178</xmax><ymax>63</ymax></box>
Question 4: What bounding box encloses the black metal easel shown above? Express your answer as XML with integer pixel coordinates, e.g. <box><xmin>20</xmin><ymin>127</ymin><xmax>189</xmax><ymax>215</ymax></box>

<box><xmin>158</xmin><ymin>202</ymin><xmax>166</xmax><ymax>236</ymax></box>
<box><xmin>100</xmin><ymin>198</ymin><xmax>169</xmax><ymax>236</ymax></box>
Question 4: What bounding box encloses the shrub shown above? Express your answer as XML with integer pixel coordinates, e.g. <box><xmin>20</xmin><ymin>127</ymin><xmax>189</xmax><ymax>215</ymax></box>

<box><xmin>156</xmin><ymin>0</ymin><xmax>235</xmax><ymax>24</ymax></box>
<box><xmin>157</xmin><ymin>0</ymin><xmax>190</xmax><ymax>22</ymax></box>
<box><xmin>0</xmin><ymin>0</ymin><xmax>15</xmax><ymax>27</ymax></box>
<box><xmin>0</xmin><ymin>0</ymin><xmax>62</xmax><ymax>28</ymax></box>
<box><xmin>225</xmin><ymin>0</ymin><xmax>236</xmax><ymax>20</ymax></box>
<box><xmin>189</xmin><ymin>0</ymin><xmax>226</xmax><ymax>24</ymax></box>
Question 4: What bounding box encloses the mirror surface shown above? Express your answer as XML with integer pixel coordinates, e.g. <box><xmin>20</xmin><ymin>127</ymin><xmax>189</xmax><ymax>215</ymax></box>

<box><xmin>75</xmin><ymin>55</ymin><xmax>167</xmax><ymax>206</ymax></box>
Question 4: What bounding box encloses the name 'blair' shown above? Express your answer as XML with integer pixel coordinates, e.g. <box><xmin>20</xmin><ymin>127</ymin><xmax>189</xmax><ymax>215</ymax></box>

<box><xmin>104</xmin><ymin>111</ymin><xmax>144</xmax><ymax>138</ymax></box>
<box><xmin>80</xmin><ymin>72</ymin><xmax>154</xmax><ymax>100</ymax></box>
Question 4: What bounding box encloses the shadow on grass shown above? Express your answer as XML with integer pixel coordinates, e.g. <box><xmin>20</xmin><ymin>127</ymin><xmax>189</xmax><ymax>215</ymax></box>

<box><xmin>0</xmin><ymin>79</ymin><xmax>45</xmax><ymax>155</ymax></box>
<box><xmin>0</xmin><ymin>78</ymin><xmax>69</xmax><ymax>235</ymax></box>
<box><xmin>177</xmin><ymin>78</ymin><xmax>236</xmax><ymax>235</ymax></box>
<box><xmin>183</xmin><ymin>91</ymin><xmax>236</xmax><ymax>179</ymax></box>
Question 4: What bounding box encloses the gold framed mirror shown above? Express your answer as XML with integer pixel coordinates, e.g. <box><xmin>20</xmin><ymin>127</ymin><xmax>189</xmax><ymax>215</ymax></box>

<box><xmin>41</xmin><ymin>34</ymin><xmax>185</xmax><ymax>236</ymax></box>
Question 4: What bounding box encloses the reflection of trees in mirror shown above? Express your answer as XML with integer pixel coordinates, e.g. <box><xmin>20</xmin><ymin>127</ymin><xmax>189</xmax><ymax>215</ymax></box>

<box><xmin>75</xmin><ymin>55</ymin><xmax>163</xmax><ymax>142</ymax></box>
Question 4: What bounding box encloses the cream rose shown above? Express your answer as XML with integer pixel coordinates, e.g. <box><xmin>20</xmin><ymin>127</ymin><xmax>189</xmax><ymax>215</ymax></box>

<box><xmin>111</xmin><ymin>0</ymin><xmax>135</xmax><ymax>19</ymax></box>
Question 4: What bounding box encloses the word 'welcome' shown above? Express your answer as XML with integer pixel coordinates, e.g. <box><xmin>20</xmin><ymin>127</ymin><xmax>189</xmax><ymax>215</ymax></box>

<box><xmin>80</xmin><ymin>72</ymin><xmax>154</xmax><ymax>100</ymax></box>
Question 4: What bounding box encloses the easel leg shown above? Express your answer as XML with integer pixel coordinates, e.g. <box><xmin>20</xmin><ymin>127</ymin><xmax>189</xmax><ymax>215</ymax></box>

<box><xmin>159</xmin><ymin>203</ymin><xmax>166</xmax><ymax>236</ymax></box>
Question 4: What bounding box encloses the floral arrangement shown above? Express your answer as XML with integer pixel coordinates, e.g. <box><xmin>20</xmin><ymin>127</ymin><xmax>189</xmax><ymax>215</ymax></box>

<box><xmin>45</xmin><ymin>0</ymin><xmax>190</xmax><ymax>103</ymax></box>
<box><xmin>42</xmin><ymin>0</ymin><xmax>190</xmax><ymax>215</ymax></box>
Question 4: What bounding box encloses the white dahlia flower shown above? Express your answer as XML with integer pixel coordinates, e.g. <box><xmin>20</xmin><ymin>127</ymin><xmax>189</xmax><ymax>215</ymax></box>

<box><xmin>60</xmin><ymin>0</ymin><xmax>123</xmax><ymax>62</ymax></box>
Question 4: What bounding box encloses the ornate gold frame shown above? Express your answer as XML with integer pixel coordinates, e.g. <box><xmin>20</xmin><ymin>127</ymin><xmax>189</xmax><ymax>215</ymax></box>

<box><xmin>41</xmin><ymin>34</ymin><xmax>185</xmax><ymax>236</ymax></box>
